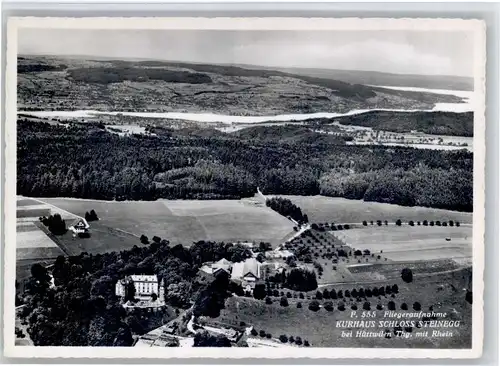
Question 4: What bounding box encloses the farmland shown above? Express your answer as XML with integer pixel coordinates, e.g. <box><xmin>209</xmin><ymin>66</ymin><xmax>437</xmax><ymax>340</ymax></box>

<box><xmin>219</xmin><ymin>268</ymin><xmax>472</xmax><ymax>348</ymax></box>
<box><xmin>334</xmin><ymin>226</ymin><xmax>472</xmax><ymax>262</ymax></box>
<box><xmin>15</xmin><ymin>198</ymin><xmax>65</xmax><ymax>280</ymax></box>
<box><xmin>277</xmin><ymin>195</ymin><xmax>473</xmax><ymax>224</ymax></box>
<box><xmin>40</xmin><ymin>197</ymin><xmax>294</xmax><ymax>249</ymax></box>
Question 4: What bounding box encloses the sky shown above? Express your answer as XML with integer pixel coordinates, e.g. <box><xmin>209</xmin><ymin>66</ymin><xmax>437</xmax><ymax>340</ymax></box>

<box><xmin>18</xmin><ymin>29</ymin><xmax>474</xmax><ymax>77</ymax></box>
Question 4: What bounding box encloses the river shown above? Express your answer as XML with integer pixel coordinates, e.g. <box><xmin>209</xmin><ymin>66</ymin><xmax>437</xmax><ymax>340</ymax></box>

<box><xmin>19</xmin><ymin>86</ymin><xmax>475</xmax><ymax>151</ymax></box>
<box><xmin>19</xmin><ymin>86</ymin><xmax>474</xmax><ymax>123</ymax></box>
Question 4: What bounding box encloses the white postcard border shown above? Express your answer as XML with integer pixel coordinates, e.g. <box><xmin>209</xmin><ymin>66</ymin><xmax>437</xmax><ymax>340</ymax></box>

<box><xmin>3</xmin><ymin>16</ymin><xmax>486</xmax><ymax>359</ymax></box>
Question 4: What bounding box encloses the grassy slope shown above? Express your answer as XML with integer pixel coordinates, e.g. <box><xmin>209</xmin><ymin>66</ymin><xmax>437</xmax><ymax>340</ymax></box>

<box><xmin>219</xmin><ymin>268</ymin><xmax>472</xmax><ymax>348</ymax></box>
<box><xmin>277</xmin><ymin>195</ymin><xmax>473</xmax><ymax>224</ymax></box>
<box><xmin>42</xmin><ymin>198</ymin><xmax>294</xmax><ymax>249</ymax></box>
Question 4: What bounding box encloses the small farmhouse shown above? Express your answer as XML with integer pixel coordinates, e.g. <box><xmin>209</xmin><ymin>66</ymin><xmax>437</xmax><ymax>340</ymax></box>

<box><xmin>69</xmin><ymin>218</ymin><xmax>90</xmax><ymax>235</ymax></box>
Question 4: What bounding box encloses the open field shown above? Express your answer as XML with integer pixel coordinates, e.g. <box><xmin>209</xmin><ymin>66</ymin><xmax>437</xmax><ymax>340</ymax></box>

<box><xmin>16</xmin><ymin>198</ymin><xmax>42</xmax><ymax>207</ymax></box>
<box><xmin>219</xmin><ymin>268</ymin><xmax>472</xmax><ymax>348</ymax></box>
<box><xmin>41</xmin><ymin>197</ymin><xmax>294</xmax><ymax>248</ymax></box>
<box><xmin>16</xmin><ymin>221</ymin><xmax>65</xmax><ymax>280</ymax></box>
<box><xmin>333</xmin><ymin>226</ymin><xmax>472</xmax><ymax>262</ymax></box>
<box><xmin>277</xmin><ymin>195</ymin><xmax>473</xmax><ymax>224</ymax></box>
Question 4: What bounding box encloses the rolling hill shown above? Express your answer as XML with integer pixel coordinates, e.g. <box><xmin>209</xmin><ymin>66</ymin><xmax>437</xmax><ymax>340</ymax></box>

<box><xmin>18</xmin><ymin>55</ymin><xmax>465</xmax><ymax>116</ymax></box>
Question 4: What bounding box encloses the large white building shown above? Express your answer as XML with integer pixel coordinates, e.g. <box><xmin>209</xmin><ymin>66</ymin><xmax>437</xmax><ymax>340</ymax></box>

<box><xmin>115</xmin><ymin>275</ymin><xmax>164</xmax><ymax>301</ymax></box>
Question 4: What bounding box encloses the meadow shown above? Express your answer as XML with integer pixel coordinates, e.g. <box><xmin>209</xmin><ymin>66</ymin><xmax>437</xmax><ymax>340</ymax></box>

<box><xmin>333</xmin><ymin>226</ymin><xmax>472</xmax><ymax>262</ymax></box>
<box><xmin>219</xmin><ymin>268</ymin><xmax>472</xmax><ymax>348</ymax></box>
<box><xmin>41</xmin><ymin>197</ymin><xmax>294</xmax><ymax>248</ymax></box>
<box><xmin>277</xmin><ymin>196</ymin><xmax>473</xmax><ymax>224</ymax></box>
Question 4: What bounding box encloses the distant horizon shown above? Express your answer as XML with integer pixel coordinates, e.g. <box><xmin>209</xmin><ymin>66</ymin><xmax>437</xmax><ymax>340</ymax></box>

<box><xmin>19</xmin><ymin>53</ymin><xmax>474</xmax><ymax>80</ymax></box>
<box><xmin>18</xmin><ymin>28</ymin><xmax>475</xmax><ymax>78</ymax></box>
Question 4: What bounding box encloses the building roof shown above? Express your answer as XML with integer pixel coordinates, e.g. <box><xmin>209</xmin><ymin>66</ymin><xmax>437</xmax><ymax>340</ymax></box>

<box><xmin>212</xmin><ymin>258</ymin><xmax>232</xmax><ymax>272</ymax></box>
<box><xmin>231</xmin><ymin>258</ymin><xmax>260</xmax><ymax>280</ymax></box>
<box><xmin>69</xmin><ymin>218</ymin><xmax>90</xmax><ymax>229</ymax></box>
<box><xmin>216</xmin><ymin>258</ymin><xmax>232</xmax><ymax>266</ymax></box>
<box><xmin>131</xmin><ymin>275</ymin><xmax>158</xmax><ymax>283</ymax></box>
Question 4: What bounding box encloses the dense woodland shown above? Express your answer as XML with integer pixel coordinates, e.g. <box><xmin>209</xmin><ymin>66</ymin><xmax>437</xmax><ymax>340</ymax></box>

<box><xmin>68</xmin><ymin>67</ymin><xmax>213</xmax><ymax>85</ymax></box>
<box><xmin>17</xmin><ymin>120</ymin><xmax>473</xmax><ymax>211</ymax></box>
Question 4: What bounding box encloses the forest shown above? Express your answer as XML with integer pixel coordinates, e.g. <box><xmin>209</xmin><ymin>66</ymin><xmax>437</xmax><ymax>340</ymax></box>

<box><xmin>17</xmin><ymin>120</ymin><xmax>473</xmax><ymax>211</ymax></box>
<box><xmin>67</xmin><ymin>67</ymin><xmax>213</xmax><ymax>84</ymax></box>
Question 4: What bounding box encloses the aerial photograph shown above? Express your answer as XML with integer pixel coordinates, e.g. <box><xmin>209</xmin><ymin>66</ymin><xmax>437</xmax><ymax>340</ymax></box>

<box><xmin>13</xmin><ymin>25</ymin><xmax>476</xmax><ymax>350</ymax></box>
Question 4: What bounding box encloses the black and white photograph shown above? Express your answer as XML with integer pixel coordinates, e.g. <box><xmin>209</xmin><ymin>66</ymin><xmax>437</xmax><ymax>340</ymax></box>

<box><xmin>4</xmin><ymin>17</ymin><xmax>485</xmax><ymax>359</ymax></box>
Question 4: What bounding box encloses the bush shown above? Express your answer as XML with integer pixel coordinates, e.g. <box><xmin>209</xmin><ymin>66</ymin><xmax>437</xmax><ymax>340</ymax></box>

<box><xmin>280</xmin><ymin>296</ymin><xmax>289</xmax><ymax>307</ymax></box>
<box><xmin>304</xmin><ymin>340</ymin><xmax>310</xmax><ymax>347</ymax></box>
<box><xmin>279</xmin><ymin>334</ymin><xmax>288</xmax><ymax>343</ymax></box>
<box><xmin>295</xmin><ymin>337</ymin><xmax>303</xmax><ymax>345</ymax></box>
<box><xmin>286</xmin><ymin>292</ymin><xmax>292</xmax><ymax>298</ymax></box>
<box><xmin>324</xmin><ymin>301</ymin><xmax>334</xmax><ymax>311</ymax></box>
<box><xmin>259</xmin><ymin>330</ymin><xmax>266</xmax><ymax>337</ymax></box>
<box><xmin>265</xmin><ymin>297</ymin><xmax>273</xmax><ymax>305</ymax></box>
<box><xmin>401</xmin><ymin>268</ymin><xmax>413</xmax><ymax>283</ymax></box>
<box><xmin>266</xmin><ymin>333</ymin><xmax>272</xmax><ymax>339</ymax></box>
<box><xmin>308</xmin><ymin>300</ymin><xmax>320</xmax><ymax>312</ymax></box>
<box><xmin>289</xmin><ymin>336</ymin><xmax>295</xmax><ymax>343</ymax></box>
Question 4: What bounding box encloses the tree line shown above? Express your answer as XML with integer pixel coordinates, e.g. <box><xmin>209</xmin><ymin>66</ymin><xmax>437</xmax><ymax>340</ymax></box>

<box><xmin>17</xmin><ymin>120</ymin><xmax>473</xmax><ymax>211</ymax></box>
<box><xmin>266</xmin><ymin>197</ymin><xmax>309</xmax><ymax>224</ymax></box>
